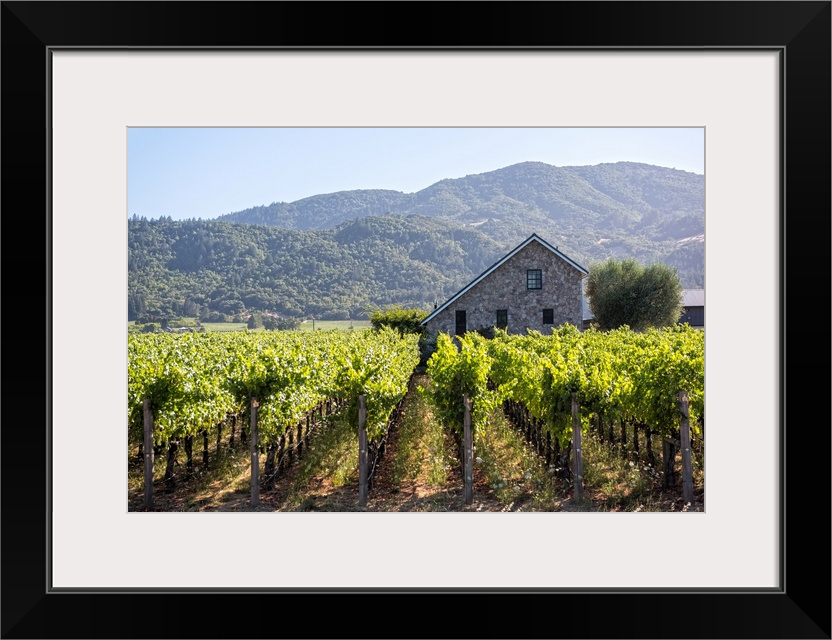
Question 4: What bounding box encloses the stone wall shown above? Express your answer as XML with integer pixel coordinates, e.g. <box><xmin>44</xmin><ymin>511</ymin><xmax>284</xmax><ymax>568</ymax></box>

<box><xmin>424</xmin><ymin>241</ymin><xmax>585</xmax><ymax>340</ymax></box>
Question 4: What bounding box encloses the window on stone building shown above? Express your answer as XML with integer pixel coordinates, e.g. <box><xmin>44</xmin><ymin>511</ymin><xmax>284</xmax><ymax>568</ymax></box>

<box><xmin>496</xmin><ymin>309</ymin><xmax>508</xmax><ymax>328</ymax></box>
<box><xmin>542</xmin><ymin>308</ymin><xmax>554</xmax><ymax>324</ymax></box>
<box><xmin>527</xmin><ymin>269</ymin><xmax>542</xmax><ymax>289</ymax></box>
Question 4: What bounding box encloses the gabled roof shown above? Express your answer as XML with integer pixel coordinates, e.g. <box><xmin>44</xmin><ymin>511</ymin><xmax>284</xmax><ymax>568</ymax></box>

<box><xmin>421</xmin><ymin>234</ymin><xmax>588</xmax><ymax>326</ymax></box>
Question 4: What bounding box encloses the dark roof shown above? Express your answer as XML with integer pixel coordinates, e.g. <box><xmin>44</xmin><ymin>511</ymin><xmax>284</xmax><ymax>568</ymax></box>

<box><xmin>421</xmin><ymin>234</ymin><xmax>588</xmax><ymax>326</ymax></box>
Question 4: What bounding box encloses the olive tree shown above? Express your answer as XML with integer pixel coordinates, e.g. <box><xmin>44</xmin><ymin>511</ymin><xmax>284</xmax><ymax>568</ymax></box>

<box><xmin>585</xmin><ymin>258</ymin><xmax>684</xmax><ymax>331</ymax></box>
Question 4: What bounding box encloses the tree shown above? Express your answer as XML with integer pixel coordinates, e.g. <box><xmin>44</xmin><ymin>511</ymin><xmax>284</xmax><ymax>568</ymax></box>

<box><xmin>247</xmin><ymin>313</ymin><xmax>263</xmax><ymax>330</ymax></box>
<box><xmin>585</xmin><ymin>258</ymin><xmax>683</xmax><ymax>331</ymax></box>
<box><xmin>262</xmin><ymin>316</ymin><xmax>300</xmax><ymax>331</ymax></box>
<box><xmin>368</xmin><ymin>305</ymin><xmax>429</xmax><ymax>335</ymax></box>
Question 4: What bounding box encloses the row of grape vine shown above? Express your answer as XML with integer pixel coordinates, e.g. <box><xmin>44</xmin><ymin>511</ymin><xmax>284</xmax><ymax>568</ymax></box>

<box><xmin>129</xmin><ymin>328</ymin><xmax>420</xmax><ymax>508</ymax></box>
<box><xmin>425</xmin><ymin>324</ymin><xmax>704</xmax><ymax>504</ymax></box>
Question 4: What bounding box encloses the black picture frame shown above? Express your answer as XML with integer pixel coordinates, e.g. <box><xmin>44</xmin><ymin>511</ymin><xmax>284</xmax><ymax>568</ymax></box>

<box><xmin>2</xmin><ymin>2</ymin><xmax>829</xmax><ymax>638</ymax></box>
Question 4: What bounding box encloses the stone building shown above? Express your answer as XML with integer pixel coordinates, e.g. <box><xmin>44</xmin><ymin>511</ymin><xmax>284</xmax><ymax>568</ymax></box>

<box><xmin>420</xmin><ymin>234</ymin><xmax>588</xmax><ymax>341</ymax></box>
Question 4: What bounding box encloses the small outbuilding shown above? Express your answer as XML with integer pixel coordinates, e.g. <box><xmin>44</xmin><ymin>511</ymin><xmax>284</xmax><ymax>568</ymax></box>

<box><xmin>420</xmin><ymin>233</ymin><xmax>588</xmax><ymax>343</ymax></box>
<box><xmin>582</xmin><ymin>287</ymin><xmax>704</xmax><ymax>329</ymax></box>
<box><xmin>677</xmin><ymin>288</ymin><xmax>704</xmax><ymax>328</ymax></box>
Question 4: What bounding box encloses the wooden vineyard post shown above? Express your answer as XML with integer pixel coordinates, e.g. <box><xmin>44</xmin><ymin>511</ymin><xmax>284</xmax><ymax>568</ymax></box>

<box><xmin>571</xmin><ymin>392</ymin><xmax>583</xmax><ymax>503</ymax></box>
<box><xmin>463</xmin><ymin>394</ymin><xmax>473</xmax><ymax>506</ymax></box>
<box><xmin>250</xmin><ymin>397</ymin><xmax>259</xmax><ymax>508</ymax></box>
<box><xmin>164</xmin><ymin>440</ymin><xmax>179</xmax><ymax>484</ymax></box>
<box><xmin>358</xmin><ymin>395</ymin><xmax>368</xmax><ymax>507</ymax></box>
<box><xmin>143</xmin><ymin>397</ymin><xmax>154</xmax><ymax>509</ymax></box>
<box><xmin>184</xmin><ymin>434</ymin><xmax>194</xmax><ymax>474</ymax></box>
<box><xmin>678</xmin><ymin>391</ymin><xmax>694</xmax><ymax>505</ymax></box>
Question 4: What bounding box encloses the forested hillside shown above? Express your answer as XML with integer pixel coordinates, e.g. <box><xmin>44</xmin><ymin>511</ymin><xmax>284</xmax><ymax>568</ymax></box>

<box><xmin>217</xmin><ymin>161</ymin><xmax>704</xmax><ymax>281</ymax></box>
<box><xmin>128</xmin><ymin>215</ymin><xmax>504</xmax><ymax>320</ymax></box>
<box><xmin>129</xmin><ymin>161</ymin><xmax>704</xmax><ymax>321</ymax></box>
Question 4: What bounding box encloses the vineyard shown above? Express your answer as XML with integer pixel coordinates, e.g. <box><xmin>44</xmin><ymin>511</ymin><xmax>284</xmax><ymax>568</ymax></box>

<box><xmin>128</xmin><ymin>324</ymin><xmax>704</xmax><ymax>512</ymax></box>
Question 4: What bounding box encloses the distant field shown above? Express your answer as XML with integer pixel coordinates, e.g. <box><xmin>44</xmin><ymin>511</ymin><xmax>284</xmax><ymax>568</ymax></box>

<box><xmin>200</xmin><ymin>322</ymin><xmax>249</xmax><ymax>332</ymax></box>
<box><xmin>297</xmin><ymin>320</ymin><xmax>371</xmax><ymax>331</ymax></box>
<box><xmin>129</xmin><ymin>319</ymin><xmax>372</xmax><ymax>333</ymax></box>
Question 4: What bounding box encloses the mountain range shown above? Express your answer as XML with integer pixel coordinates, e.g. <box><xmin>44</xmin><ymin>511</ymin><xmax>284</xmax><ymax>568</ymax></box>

<box><xmin>128</xmin><ymin>161</ymin><xmax>704</xmax><ymax>321</ymax></box>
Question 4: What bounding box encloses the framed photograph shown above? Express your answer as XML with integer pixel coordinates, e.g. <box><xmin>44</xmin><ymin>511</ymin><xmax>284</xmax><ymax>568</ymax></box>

<box><xmin>3</xmin><ymin>2</ymin><xmax>829</xmax><ymax>638</ymax></box>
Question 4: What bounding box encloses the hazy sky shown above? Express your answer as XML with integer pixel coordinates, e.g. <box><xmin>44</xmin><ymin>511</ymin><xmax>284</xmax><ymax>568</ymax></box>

<box><xmin>128</xmin><ymin>127</ymin><xmax>704</xmax><ymax>220</ymax></box>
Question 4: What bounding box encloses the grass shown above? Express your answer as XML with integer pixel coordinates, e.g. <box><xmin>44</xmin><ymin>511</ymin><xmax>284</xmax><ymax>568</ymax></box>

<box><xmin>186</xmin><ymin>447</ymin><xmax>255</xmax><ymax>509</ymax></box>
<box><xmin>200</xmin><ymin>322</ymin><xmax>249</xmax><ymax>332</ymax></box>
<box><xmin>281</xmin><ymin>411</ymin><xmax>359</xmax><ymax>510</ymax></box>
<box><xmin>390</xmin><ymin>376</ymin><xmax>452</xmax><ymax>488</ymax></box>
<box><xmin>475</xmin><ymin>409</ymin><xmax>560</xmax><ymax>510</ymax></box>
<box><xmin>582</xmin><ymin>436</ymin><xmax>658</xmax><ymax>510</ymax></box>
<box><xmin>470</xmin><ymin>408</ymin><xmax>704</xmax><ymax>512</ymax></box>
<box><xmin>579</xmin><ymin>423</ymin><xmax>705</xmax><ymax>512</ymax></box>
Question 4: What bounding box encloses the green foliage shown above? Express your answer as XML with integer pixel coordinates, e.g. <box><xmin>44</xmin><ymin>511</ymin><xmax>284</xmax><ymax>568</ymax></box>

<box><xmin>128</xmin><ymin>162</ymin><xmax>704</xmax><ymax>322</ymax></box>
<box><xmin>167</xmin><ymin>316</ymin><xmax>199</xmax><ymax>329</ymax></box>
<box><xmin>476</xmin><ymin>410</ymin><xmax>557</xmax><ymax>508</ymax></box>
<box><xmin>585</xmin><ymin>257</ymin><xmax>684</xmax><ymax>331</ymax></box>
<box><xmin>481</xmin><ymin>325</ymin><xmax>703</xmax><ymax>444</ymax></box>
<box><xmin>201</xmin><ymin>310</ymin><xmax>231</xmax><ymax>323</ymax></box>
<box><xmin>581</xmin><ymin>435</ymin><xmax>657</xmax><ymax>510</ymax></box>
<box><xmin>331</xmin><ymin>327</ymin><xmax>420</xmax><ymax>440</ymax></box>
<box><xmin>127</xmin><ymin>333</ymin><xmax>235</xmax><ymax>445</ymax></box>
<box><xmin>246</xmin><ymin>313</ymin><xmax>264</xmax><ymax>329</ymax></box>
<box><xmin>129</xmin><ymin>329</ymin><xmax>420</xmax><ymax>452</ymax></box>
<box><xmin>216</xmin><ymin>163</ymin><xmax>703</xmax><ymax>281</ymax></box>
<box><xmin>262</xmin><ymin>315</ymin><xmax>300</xmax><ymax>331</ymax></box>
<box><xmin>391</xmin><ymin>376</ymin><xmax>451</xmax><ymax>487</ymax></box>
<box><xmin>286</xmin><ymin>410</ymin><xmax>360</xmax><ymax>500</ymax></box>
<box><xmin>425</xmin><ymin>332</ymin><xmax>506</xmax><ymax>436</ymax></box>
<box><xmin>128</xmin><ymin>215</ymin><xmax>504</xmax><ymax>321</ymax></box>
<box><xmin>369</xmin><ymin>305</ymin><xmax>429</xmax><ymax>335</ymax></box>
